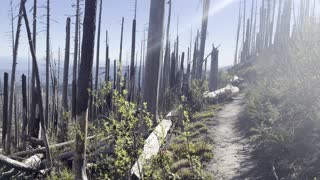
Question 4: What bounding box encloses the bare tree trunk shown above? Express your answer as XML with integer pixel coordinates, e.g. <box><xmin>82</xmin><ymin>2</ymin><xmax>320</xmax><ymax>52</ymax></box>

<box><xmin>242</xmin><ymin>0</ymin><xmax>246</xmax><ymax>46</ymax></box>
<box><xmin>197</xmin><ymin>0</ymin><xmax>210</xmax><ymax>79</ymax></box>
<box><xmin>21</xmin><ymin>1</ymin><xmax>52</xmax><ymax>167</ymax></box>
<box><xmin>143</xmin><ymin>0</ymin><xmax>166</xmax><ymax>123</ymax></box>
<box><xmin>105</xmin><ymin>31</ymin><xmax>109</xmax><ymax>83</ymax></box>
<box><xmin>161</xmin><ymin>0</ymin><xmax>171</xmax><ymax>109</ymax></box>
<box><xmin>6</xmin><ymin>0</ymin><xmax>24</xmax><ymax>154</ymax></box>
<box><xmin>2</xmin><ymin>73</ymin><xmax>9</xmax><ymax>149</ymax></box>
<box><xmin>129</xmin><ymin>3</ymin><xmax>137</xmax><ymax>102</ymax></box>
<box><xmin>14</xmin><ymin>93</ymin><xmax>18</xmax><ymax>149</ymax></box>
<box><xmin>72</xmin><ymin>0</ymin><xmax>80</xmax><ymax>122</ymax></box>
<box><xmin>169</xmin><ymin>52</ymin><xmax>176</xmax><ymax>91</ymax></box>
<box><xmin>191</xmin><ymin>31</ymin><xmax>199</xmax><ymax>80</ymax></box>
<box><xmin>33</xmin><ymin>0</ymin><xmax>37</xmax><ymax>51</ymax></box>
<box><xmin>22</xmin><ymin>74</ymin><xmax>28</xmax><ymax>150</ymax></box>
<box><xmin>113</xmin><ymin>60</ymin><xmax>117</xmax><ymax>90</ymax></box>
<box><xmin>59</xmin><ymin>17</ymin><xmax>71</xmax><ymax>143</ymax></box>
<box><xmin>252</xmin><ymin>0</ymin><xmax>258</xmax><ymax>54</ymax></box>
<box><xmin>249</xmin><ymin>0</ymin><xmax>254</xmax><ymax>54</ymax></box>
<box><xmin>209</xmin><ymin>45</ymin><xmax>219</xmax><ymax>91</ymax></box>
<box><xmin>45</xmin><ymin>0</ymin><xmax>50</xmax><ymax>129</ymax></box>
<box><xmin>94</xmin><ymin>0</ymin><xmax>103</xmax><ymax>119</ymax></box>
<box><xmin>234</xmin><ymin>1</ymin><xmax>242</xmax><ymax>65</ymax></box>
<box><xmin>73</xmin><ymin>0</ymin><xmax>98</xmax><ymax>179</ymax></box>
<box><xmin>269</xmin><ymin>0</ymin><xmax>276</xmax><ymax>45</ymax></box>
<box><xmin>104</xmin><ymin>31</ymin><xmax>111</xmax><ymax>114</ymax></box>
<box><xmin>117</xmin><ymin>17</ymin><xmax>124</xmax><ymax>93</ymax></box>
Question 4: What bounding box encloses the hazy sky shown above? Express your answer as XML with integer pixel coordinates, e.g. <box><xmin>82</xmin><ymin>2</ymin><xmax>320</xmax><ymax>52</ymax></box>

<box><xmin>0</xmin><ymin>0</ymin><xmax>240</xmax><ymax>70</ymax></box>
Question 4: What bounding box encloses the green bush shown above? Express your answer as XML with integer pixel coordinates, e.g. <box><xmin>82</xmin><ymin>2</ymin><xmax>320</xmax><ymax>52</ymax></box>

<box><xmin>241</xmin><ymin>21</ymin><xmax>320</xmax><ymax>179</ymax></box>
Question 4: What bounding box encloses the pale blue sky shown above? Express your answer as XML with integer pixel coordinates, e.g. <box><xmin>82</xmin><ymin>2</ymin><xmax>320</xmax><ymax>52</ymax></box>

<box><xmin>0</xmin><ymin>0</ymin><xmax>240</xmax><ymax>70</ymax></box>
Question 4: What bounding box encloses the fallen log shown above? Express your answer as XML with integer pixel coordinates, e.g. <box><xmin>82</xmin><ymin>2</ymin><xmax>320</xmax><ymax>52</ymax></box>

<box><xmin>0</xmin><ymin>154</ymin><xmax>44</xmax><ymax>179</ymax></box>
<box><xmin>131</xmin><ymin>118</ymin><xmax>173</xmax><ymax>179</ymax></box>
<box><xmin>24</xmin><ymin>136</ymin><xmax>45</xmax><ymax>146</ymax></box>
<box><xmin>10</xmin><ymin>136</ymin><xmax>96</xmax><ymax>158</ymax></box>
<box><xmin>0</xmin><ymin>154</ymin><xmax>43</xmax><ymax>172</ymax></box>
<box><xmin>204</xmin><ymin>84</ymin><xmax>240</xmax><ymax>101</ymax></box>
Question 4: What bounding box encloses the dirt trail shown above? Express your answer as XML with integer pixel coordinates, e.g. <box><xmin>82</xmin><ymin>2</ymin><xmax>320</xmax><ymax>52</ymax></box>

<box><xmin>206</xmin><ymin>94</ymin><xmax>257</xmax><ymax>180</ymax></box>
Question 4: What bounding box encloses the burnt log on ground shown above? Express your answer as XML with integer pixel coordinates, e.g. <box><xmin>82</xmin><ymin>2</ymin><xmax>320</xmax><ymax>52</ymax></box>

<box><xmin>0</xmin><ymin>153</ymin><xmax>43</xmax><ymax>177</ymax></box>
<box><xmin>9</xmin><ymin>136</ymin><xmax>96</xmax><ymax>158</ymax></box>
<box><xmin>131</xmin><ymin>114</ymin><xmax>174</xmax><ymax>179</ymax></box>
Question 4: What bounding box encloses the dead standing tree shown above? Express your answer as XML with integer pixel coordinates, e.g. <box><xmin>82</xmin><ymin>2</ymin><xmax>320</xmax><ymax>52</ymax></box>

<box><xmin>234</xmin><ymin>0</ymin><xmax>242</xmax><ymax>65</ymax></box>
<box><xmin>21</xmin><ymin>0</ymin><xmax>52</xmax><ymax>167</ymax></box>
<box><xmin>2</xmin><ymin>73</ymin><xmax>8</xmax><ymax>149</ymax></box>
<box><xmin>72</xmin><ymin>0</ymin><xmax>81</xmax><ymax>122</ymax></box>
<box><xmin>94</xmin><ymin>0</ymin><xmax>103</xmax><ymax>119</ymax></box>
<box><xmin>6</xmin><ymin>0</ymin><xmax>24</xmax><ymax>154</ymax></box>
<box><xmin>209</xmin><ymin>45</ymin><xmax>219</xmax><ymax>91</ymax></box>
<box><xmin>21</xmin><ymin>74</ymin><xmax>28</xmax><ymax>150</ymax></box>
<box><xmin>73</xmin><ymin>0</ymin><xmax>98</xmax><ymax>179</ymax></box>
<box><xmin>59</xmin><ymin>17</ymin><xmax>71</xmax><ymax>143</ymax></box>
<box><xmin>143</xmin><ymin>0</ymin><xmax>166</xmax><ymax>123</ymax></box>
<box><xmin>45</xmin><ymin>0</ymin><xmax>50</xmax><ymax>129</ymax></box>
<box><xmin>129</xmin><ymin>0</ymin><xmax>138</xmax><ymax>102</ymax></box>
<box><xmin>197</xmin><ymin>0</ymin><xmax>210</xmax><ymax>79</ymax></box>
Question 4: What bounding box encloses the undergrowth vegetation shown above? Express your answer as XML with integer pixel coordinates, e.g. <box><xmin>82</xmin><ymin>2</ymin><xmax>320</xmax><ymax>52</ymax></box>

<box><xmin>236</xmin><ymin>22</ymin><xmax>320</xmax><ymax>179</ymax></box>
<box><xmin>143</xmin><ymin>101</ymin><xmax>215</xmax><ymax>180</ymax></box>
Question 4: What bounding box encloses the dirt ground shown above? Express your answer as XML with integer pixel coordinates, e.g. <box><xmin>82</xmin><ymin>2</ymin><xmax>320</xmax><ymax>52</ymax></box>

<box><xmin>206</xmin><ymin>94</ymin><xmax>260</xmax><ymax>180</ymax></box>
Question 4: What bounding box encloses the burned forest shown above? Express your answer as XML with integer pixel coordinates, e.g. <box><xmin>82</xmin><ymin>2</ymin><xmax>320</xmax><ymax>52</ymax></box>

<box><xmin>0</xmin><ymin>0</ymin><xmax>320</xmax><ymax>179</ymax></box>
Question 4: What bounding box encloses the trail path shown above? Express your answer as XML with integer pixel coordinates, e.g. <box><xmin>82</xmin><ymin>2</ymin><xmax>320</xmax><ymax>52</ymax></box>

<box><xmin>206</xmin><ymin>94</ymin><xmax>258</xmax><ymax>180</ymax></box>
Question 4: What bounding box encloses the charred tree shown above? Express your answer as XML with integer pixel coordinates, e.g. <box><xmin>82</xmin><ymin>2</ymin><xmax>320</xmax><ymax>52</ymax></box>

<box><xmin>129</xmin><ymin>0</ymin><xmax>137</xmax><ymax>102</ymax></box>
<box><xmin>94</xmin><ymin>0</ymin><xmax>103</xmax><ymax>119</ymax></box>
<box><xmin>234</xmin><ymin>1</ymin><xmax>242</xmax><ymax>65</ymax></box>
<box><xmin>170</xmin><ymin>52</ymin><xmax>176</xmax><ymax>90</ymax></box>
<box><xmin>45</xmin><ymin>0</ymin><xmax>50</xmax><ymax>129</ymax></box>
<box><xmin>117</xmin><ymin>17</ymin><xmax>124</xmax><ymax>93</ymax></box>
<box><xmin>209</xmin><ymin>45</ymin><xmax>219</xmax><ymax>91</ymax></box>
<box><xmin>22</xmin><ymin>74</ymin><xmax>28</xmax><ymax>150</ymax></box>
<box><xmin>59</xmin><ymin>17</ymin><xmax>71</xmax><ymax>143</ymax></box>
<box><xmin>6</xmin><ymin>0</ymin><xmax>24</xmax><ymax>154</ymax></box>
<box><xmin>72</xmin><ymin>0</ymin><xmax>81</xmax><ymax>122</ymax></box>
<box><xmin>105</xmin><ymin>31</ymin><xmax>109</xmax><ymax>83</ymax></box>
<box><xmin>21</xmin><ymin>1</ymin><xmax>52</xmax><ymax>167</ymax></box>
<box><xmin>160</xmin><ymin>0</ymin><xmax>172</xmax><ymax>109</ymax></box>
<box><xmin>73</xmin><ymin>0</ymin><xmax>98</xmax><ymax>178</ymax></box>
<box><xmin>2</xmin><ymin>73</ymin><xmax>8</xmax><ymax>149</ymax></box>
<box><xmin>197</xmin><ymin>0</ymin><xmax>210</xmax><ymax>79</ymax></box>
<box><xmin>143</xmin><ymin>0</ymin><xmax>166</xmax><ymax>123</ymax></box>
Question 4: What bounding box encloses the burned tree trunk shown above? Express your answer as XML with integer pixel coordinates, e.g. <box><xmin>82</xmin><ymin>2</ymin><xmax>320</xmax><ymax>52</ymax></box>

<box><xmin>72</xmin><ymin>0</ymin><xmax>80</xmax><ymax>122</ymax></box>
<box><xmin>21</xmin><ymin>1</ymin><xmax>52</xmax><ymax>167</ymax></box>
<box><xmin>45</xmin><ymin>0</ymin><xmax>50</xmax><ymax>129</ymax></box>
<box><xmin>113</xmin><ymin>60</ymin><xmax>117</xmax><ymax>90</ymax></box>
<box><xmin>160</xmin><ymin>0</ymin><xmax>172</xmax><ymax>109</ymax></box>
<box><xmin>117</xmin><ymin>17</ymin><xmax>124</xmax><ymax>93</ymax></box>
<box><xmin>143</xmin><ymin>0</ymin><xmax>166</xmax><ymax>123</ymax></box>
<box><xmin>234</xmin><ymin>1</ymin><xmax>242</xmax><ymax>65</ymax></box>
<box><xmin>22</xmin><ymin>74</ymin><xmax>28</xmax><ymax>150</ymax></box>
<box><xmin>94</xmin><ymin>0</ymin><xmax>103</xmax><ymax>119</ymax></box>
<box><xmin>7</xmin><ymin>0</ymin><xmax>24</xmax><ymax>154</ymax></box>
<box><xmin>105</xmin><ymin>31</ymin><xmax>109</xmax><ymax>83</ymax></box>
<box><xmin>104</xmin><ymin>31</ymin><xmax>111</xmax><ymax>114</ymax></box>
<box><xmin>169</xmin><ymin>52</ymin><xmax>176</xmax><ymax>91</ymax></box>
<box><xmin>191</xmin><ymin>32</ymin><xmax>199</xmax><ymax>80</ymax></box>
<box><xmin>33</xmin><ymin>0</ymin><xmax>37</xmax><ymax>52</ymax></box>
<box><xmin>197</xmin><ymin>0</ymin><xmax>210</xmax><ymax>79</ymax></box>
<box><xmin>2</xmin><ymin>73</ymin><xmax>8</xmax><ymax>149</ymax></box>
<box><xmin>209</xmin><ymin>45</ymin><xmax>219</xmax><ymax>91</ymax></box>
<box><xmin>129</xmin><ymin>3</ymin><xmax>137</xmax><ymax>102</ymax></box>
<box><xmin>73</xmin><ymin>0</ymin><xmax>98</xmax><ymax>179</ymax></box>
<box><xmin>59</xmin><ymin>17</ymin><xmax>71</xmax><ymax>143</ymax></box>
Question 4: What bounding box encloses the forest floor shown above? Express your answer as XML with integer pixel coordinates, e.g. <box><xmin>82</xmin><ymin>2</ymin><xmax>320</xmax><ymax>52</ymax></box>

<box><xmin>206</xmin><ymin>94</ymin><xmax>260</xmax><ymax>180</ymax></box>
